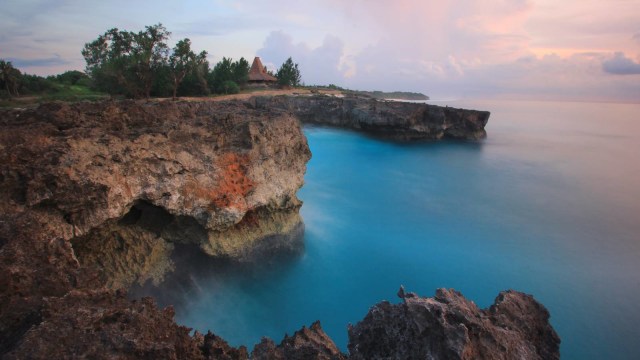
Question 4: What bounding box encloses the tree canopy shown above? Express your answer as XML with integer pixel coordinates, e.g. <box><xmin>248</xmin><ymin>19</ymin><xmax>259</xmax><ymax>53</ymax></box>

<box><xmin>82</xmin><ymin>24</ymin><xmax>171</xmax><ymax>98</ymax></box>
<box><xmin>81</xmin><ymin>24</ymin><xmax>255</xmax><ymax>98</ymax></box>
<box><xmin>169</xmin><ymin>39</ymin><xmax>208</xmax><ymax>98</ymax></box>
<box><xmin>276</xmin><ymin>57</ymin><xmax>301</xmax><ymax>87</ymax></box>
<box><xmin>208</xmin><ymin>57</ymin><xmax>250</xmax><ymax>94</ymax></box>
<box><xmin>3</xmin><ymin>24</ymin><xmax>305</xmax><ymax>101</ymax></box>
<box><xmin>0</xmin><ymin>60</ymin><xmax>21</xmax><ymax>98</ymax></box>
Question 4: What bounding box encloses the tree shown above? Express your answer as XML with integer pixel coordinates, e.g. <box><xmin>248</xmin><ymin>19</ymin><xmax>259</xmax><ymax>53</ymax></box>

<box><xmin>209</xmin><ymin>57</ymin><xmax>234</xmax><ymax>94</ymax></box>
<box><xmin>232</xmin><ymin>57</ymin><xmax>250</xmax><ymax>86</ymax></box>
<box><xmin>209</xmin><ymin>57</ymin><xmax>249</xmax><ymax>94</ymax></box>
<box><xmin>54</xmin><ymin>70</ymin><xmax>89</xmax><ymax>85</ymax></box>
<box><xmin>179</xmin><ymin>56</ymin><xmax>210</xmax><ymax>96</ymax></box>
<box><xmin>20</xmin><ymin>74</ymin><xmax>55</xmax><ymax>94</ymax></box>
<box><xmin>82</xmin><ymin>24</ymin><xmax>170</xmax><ymax>98</ymax></box>
<box><xmin>168</xmin><ymin>38</ymin><xmax>206</xmax><ymax>99</ymax></box>
<box><xmin>276</xmin><ymin>57</ymin><xmax>301</xmax><ymax>87</ymax></box>
<box><xmin>0</xmin><ymin>60</ymin><xmax>21</xmax><ymax>98</ymax></box>
<box><xmin>133</xmin><ymin>24</ymin><xmax>170</xmax><ymax>98</ymax></box>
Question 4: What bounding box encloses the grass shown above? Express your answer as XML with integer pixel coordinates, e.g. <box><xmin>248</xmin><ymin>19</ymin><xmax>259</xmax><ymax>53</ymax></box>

<box><xmin>0</xmin><ymin>84</ymin><xmax>109</xmax><ymax>108</ymax></box>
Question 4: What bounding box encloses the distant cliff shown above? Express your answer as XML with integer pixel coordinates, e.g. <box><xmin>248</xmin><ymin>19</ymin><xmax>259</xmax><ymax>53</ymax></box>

<box><xmin>346</xmin><ymin>90</ymin><xmax>429</xmax><ymax>100</ymax></box>
<box><xmin>250</xmin><ymin>94</ymin><xmax>489</xmax><ymax>140</ymax></box>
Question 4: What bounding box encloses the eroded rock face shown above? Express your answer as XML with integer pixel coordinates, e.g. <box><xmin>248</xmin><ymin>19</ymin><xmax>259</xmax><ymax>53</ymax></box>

<box><xmin>252</xmin><ymin>321</ymin><xmax>346</xmax><ymax>360</ymax></box>
<box><xmin>250</xmin><ymin>94</ymin><xmax>490</xmax><ymax>140</ymax></box>
<box><xmin>0</xmin><ymin>99</ymin><xmax>310</xmax><ymax>353</ymax></box>
<box><xmin>4</xmin><ymin>289</ymin><xmax>204</xmax><ymax>360</ymax></box>
<box><xmin>348</xmin><ymin>288</ymin><xmax>560</xmax><ymax>360</ymax></box>
<box><xmin>0</xmin><ymin>99</ymin><xmax>556</xmax><ymax>359</ymax></box>
<box><xmin>0</xmin><ymin>100</ymin><xmax>309</xmax><ymax>284</ymax></box>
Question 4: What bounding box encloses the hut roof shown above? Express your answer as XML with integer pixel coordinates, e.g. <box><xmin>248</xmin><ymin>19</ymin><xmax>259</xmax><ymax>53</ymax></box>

<box><xmin>248</xmin><ymin>57</ymin><xmax>278</xmax><ymax>82</ymax></box>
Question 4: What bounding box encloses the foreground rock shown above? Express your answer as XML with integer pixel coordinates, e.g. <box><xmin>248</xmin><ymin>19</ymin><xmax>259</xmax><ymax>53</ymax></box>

<box><xmin>0</xmin><ymin>99</ymin><xmax>310</xmax><ymax>353</ymax></box>
<box><xmin>0</xmin><ymin>99</ymin><xmax>309</xmax><ymax>284</ymax></box>
<box><xmin>250</xmin><ymin>94</ymin><xmax>490</xmax><ymax>140</ymax></box>
<box><xmin>0</xmin><ymin>99</ymin><xmax>556</xmax><ymax>359</ymax></box>
<box><xmin>348</xmin><ymin>287</ymin><xmax>560</xmax><ymax>360</ymax></box>
<box><xmin>252</xmin><ymin>321</ymin><xmax>345</xmax><ymax>360</ymax></box>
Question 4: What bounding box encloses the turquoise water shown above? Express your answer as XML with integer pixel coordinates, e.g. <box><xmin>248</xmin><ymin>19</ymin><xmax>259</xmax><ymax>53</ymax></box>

<box><xmin>174</xmin><ymin>100</ymin><xmax>640</xmax><ymax>359</ymax></box>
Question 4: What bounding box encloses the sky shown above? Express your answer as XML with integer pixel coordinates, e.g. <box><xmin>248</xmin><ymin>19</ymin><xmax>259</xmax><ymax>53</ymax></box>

<box><xmin>1</xmin><ymin>0</ymin><xmax>639</xmax><ymax>102</ymax></box>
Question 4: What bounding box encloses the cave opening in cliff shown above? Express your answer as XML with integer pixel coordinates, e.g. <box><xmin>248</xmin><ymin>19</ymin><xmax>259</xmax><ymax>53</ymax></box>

<box><xmin>69</xmin><ymin>200</ymin><xmax>211</xmax><ymax>290</ymax></box>
<box><xmin>70</xmin><ymin>200</ymin><xmax>307</xmax><ymax>295</ymax></box>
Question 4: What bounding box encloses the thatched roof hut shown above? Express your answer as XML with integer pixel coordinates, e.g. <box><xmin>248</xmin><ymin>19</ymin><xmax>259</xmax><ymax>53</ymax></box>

<box><xmin>248</xmin><ymin>57</ymin><xmax>277</xmax><ymax>83</ymax></box>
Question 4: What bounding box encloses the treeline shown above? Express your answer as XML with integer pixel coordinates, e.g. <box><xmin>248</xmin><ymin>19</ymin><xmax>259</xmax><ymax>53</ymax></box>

<box><xmin>82</xmin><ymin>23</ymin><xmax>300</xmax><ymax>98</ymax></box>
<box><xmin>1</xmin><ymin>23</ymin><xmax>302</xmax><ymax>100</ymax></box>
<box><xmin>1</xmin><ymin>60</ymin><xmax>95</xmax><ymax>99</ymax></box>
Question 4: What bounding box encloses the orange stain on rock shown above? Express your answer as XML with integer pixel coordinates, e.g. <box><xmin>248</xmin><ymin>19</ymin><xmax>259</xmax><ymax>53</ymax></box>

<box><xmin>184</xmin><ymin>152</ymin><xmax>254</xmax><ymax>210</ymax></box>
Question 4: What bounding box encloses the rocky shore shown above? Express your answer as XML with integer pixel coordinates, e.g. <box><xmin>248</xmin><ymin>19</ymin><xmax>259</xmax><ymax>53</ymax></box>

<box><xmin>0</xmin><ymin>97</ymin><xmax>559</xmax><ymax>359</ymax></box>
<box><xmin>250</xmin><ymin>94</ymin><xmax>490</xmax><ymax>140</ymax></box>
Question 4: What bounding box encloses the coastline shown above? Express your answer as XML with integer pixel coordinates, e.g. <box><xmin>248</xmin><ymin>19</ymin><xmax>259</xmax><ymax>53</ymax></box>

<box><xmin>0</xmin><ymin>95</ymin><xmax>561</xmax><ymax>359</ymax></box>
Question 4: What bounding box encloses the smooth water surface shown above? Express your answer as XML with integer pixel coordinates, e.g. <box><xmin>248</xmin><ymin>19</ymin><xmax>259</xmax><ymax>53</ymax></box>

<box><xmin>174</xmin><ymin>100</ymin><xmax>640</xmax><ymax>359</ymax></box>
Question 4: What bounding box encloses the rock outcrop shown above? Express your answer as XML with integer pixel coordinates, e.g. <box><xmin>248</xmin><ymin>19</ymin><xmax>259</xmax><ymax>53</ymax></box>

<box><xmin>250</xmin><ymin>94</ymin><xmax>490</xmax><ymax>140</ymax></box>
<box><xmin>252</xmin><ymin>321</ymin><xmax>346</xmax><ymax>360</ymax></box>
<box><xmin>0</xmin><ymin>99</ymin><xmax>310</xmax><ymax>353</ymax></box>
<box><xmin>0</xmin><ymin>98</ymin><xmax>556</xmax><ymax>359</ymax></box>
<box><xmin>348</xmin><ymin>287</ymin><xmax>560</xmax><ymax>360</ymax></box>
<box><xmin>0</xmin><ymin>99</ymin><xmax>309</xmax><ymax>281</ymax></box>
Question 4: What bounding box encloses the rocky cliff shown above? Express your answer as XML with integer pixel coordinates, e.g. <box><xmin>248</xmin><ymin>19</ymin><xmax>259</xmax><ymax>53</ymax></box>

<box><xmin>250</xmin><ymin>94</ymin><xmax>490</xmax><ymax>140</ymax></box>
<box><xmin>0</xmin><ymin>98</ymin><xmax>557</xmax><ymax>359</ymax></box>
<box><xmin>348</xmin><ymin>287</ymin><xmax>560</xmax><ymax>360</ymax></box>
<box><xmin>0</xmin><ymin>99</ymin><xmax>310</xmax><ymax>353</ymax></box>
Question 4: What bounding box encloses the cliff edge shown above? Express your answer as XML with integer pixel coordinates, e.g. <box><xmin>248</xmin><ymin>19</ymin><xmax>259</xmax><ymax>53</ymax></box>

<box><xmin>0</xmin><ymin>99</ymin><xmax>310</xmax><ymax>354</ymax></box>
<box><xmin>0</xmin><ymin>98</ymin><xmax>556</xmax><ymax>360</ymax></box>
<box><xmin>250</xmin><ymin>94</ymin><xmax>490</xmax><ymax>140</ymax></box>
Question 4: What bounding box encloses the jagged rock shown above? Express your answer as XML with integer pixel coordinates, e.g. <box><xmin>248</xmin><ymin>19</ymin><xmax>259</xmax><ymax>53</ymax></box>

<box><xmin>249</xmin><ymin>94</ymin><xmax>490</xmax><ymax>140</ymax></box>
<box><xmin>0</xmin><ymin>98</ymin><xmax>556</xmax><ymax>360</ymax></box>
<box><xmin>0</xmin><ymin>99</ymin><xmax>311</xmax><ymax>354</ymax></box>
<box><xmin>348</xmin><ymin>288</ymin><xmax>560</xmax><ymax>360</ymax></box>
<box><xmin>0</xmin><ymin>99</ymin><xmax>310</xmax><ymax>289</ymax></box>
<box><xmin>4</xmin><ymin>289</ymin><xmax>203</xmax><ymax>360</ymax></box>
<box><xmin>199</xmin><ymin>331</ymin><xmax>249</xmax><ymax>360</ymax></box>
<box><xmin>251</xmin><ymin>321</ymin><xmax>346</xmax><ymax>360</ymax></box>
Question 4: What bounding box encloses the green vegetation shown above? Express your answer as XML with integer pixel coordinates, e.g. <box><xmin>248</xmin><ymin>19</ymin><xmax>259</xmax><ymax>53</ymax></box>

<box><xmin>2</xmin><ymin>23</ymin><xmax>299</xmax><ymax>104</ymax></box>
<box><xmin>79</xmin><ymin>24</ymin><xmax>304</xmax><ymax>98</ymax></box>
<box><xmin>276</xmin><ymin>57</ymin><xmax>301</xmax><ymax>87</ymax></box>
<box><xmin>304</xmin><ymin>84</ymin><xmax>429</xmax><ymax>100</ymax></box>
<box><xmin>0</xmin><ymin>60</ymin><xmax>21</xmax><ymax>98</ymax></box>
<box><xmin>354</xmin><ymin>90</ymin><xmax>429</xmax><ymax>100</ymax></box>
<box><xmin>1</xmin><ymin>23</ymin><xmax>427</xmax><ymax>104</ymax></box>
<box><xmin>1</xmin><ymin>63</ymin><xmax>109</xmax><ymax>107</ymax></box>
<box><xmin>82</xmin><ymin>24</ymin><xmax>172</xmax><ymax>98</ymax></box>
<box><xmin>208</xmin><ymin>57</ymin><xmax>250</xmax><ymax>94</ymax></box>
<box><xmin>168</xmin><ymin>38</ymin><xmax>208</xmax><ymax>99</ymax></box>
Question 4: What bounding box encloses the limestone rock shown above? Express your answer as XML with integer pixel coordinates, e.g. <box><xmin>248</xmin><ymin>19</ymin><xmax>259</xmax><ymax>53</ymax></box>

<box><xmin>0</xmin><ymin>99</ymin><xmax>555</xmax><ymax>360</ymax></box>
<box><xmin>0</xmin><ymin>99</ymin><xmax>310</xmax><ymax>286</ymax></box>
<box><xmin>252</xmin><ymin>321</ymin><xmax>346</xmax><ymax>360</ymax></box>
<box><xmin>4</xmin><ymin>289</ymin><xmax>203</xmax><ymax>360</ymax></box>
<box><xmin>198</xmin><ymin>331</ymin><xmax>249</xmax><ymax>360</ymax></box>
<box><xmin>250</xmin><ymin>94</ymin><xmax>490</xmax><ymax>140</ymax></box>
<box><xmin>0</xmin><ymin>99</ymin><xmax>311</xmax><ymax>354</ymax></box>
<box><xmin>348</xmin><ymin>288</ymin><xmax>560</xmax><ymax>360</ymax></box>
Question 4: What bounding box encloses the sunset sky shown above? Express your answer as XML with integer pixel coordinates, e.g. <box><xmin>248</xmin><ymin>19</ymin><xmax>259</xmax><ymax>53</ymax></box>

<box><xmin>2</xmin><ymin>0</ymin><xmax>639</xmax><ymax>102</ymax></box>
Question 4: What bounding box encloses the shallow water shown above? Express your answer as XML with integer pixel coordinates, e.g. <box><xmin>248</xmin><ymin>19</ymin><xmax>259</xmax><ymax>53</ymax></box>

<box><xmin>167</xmin><ymin>99</ymin><xmax>640</xmax><ymax>359</ymax></box>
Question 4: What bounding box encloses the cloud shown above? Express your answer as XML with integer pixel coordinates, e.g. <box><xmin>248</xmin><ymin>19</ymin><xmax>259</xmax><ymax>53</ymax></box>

<box><xmin>7</xmin><ymin>55</ymin><xmax>70</xmax><ymax>69</ymax></box>
<box><xmin>257</xmin><ymin>31</ymin><xmax>346</xmax><ymax>85</ymax></box>
<box><xmin>602</xmin><ymin>52</ymin><xmax>640</xmax><ymax>75</ymax></box>
<box><xmin>2</xmin><ymin>0</ymin><xmax>640</xmax><ymax>101</ymax></box>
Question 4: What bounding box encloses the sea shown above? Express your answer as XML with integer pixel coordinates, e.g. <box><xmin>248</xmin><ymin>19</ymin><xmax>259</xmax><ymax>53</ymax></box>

<box><xmin>157</xmin><ymin>99</ymin><xmax>640</xmax><ymax>359</ymax></box>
